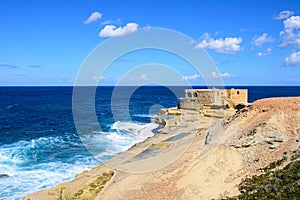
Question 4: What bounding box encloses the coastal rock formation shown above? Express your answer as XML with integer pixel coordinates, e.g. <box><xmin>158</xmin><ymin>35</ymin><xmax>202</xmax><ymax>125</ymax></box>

<box><xmin>0</xmin><ymin>174</ymin><xmax>9</xmax><ymax>178</ymax></box>
<box><xmin>23</xmin><ymin>97</ymin><xmax>300</xmax><ymax>200</ymax></box>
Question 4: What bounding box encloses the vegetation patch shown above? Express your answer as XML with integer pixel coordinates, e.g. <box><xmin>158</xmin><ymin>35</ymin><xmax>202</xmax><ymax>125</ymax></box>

<box><xmin>57</xmin><ymin>171</ymin><xmax>114</xmax><ymax>200</ymax></box>
<box><xmin>223</xmin><ymin>155</ymin><xmax>300</xmax><ymax>199</ymax></box>
<box><xmin>259</xmin><ymin>156</ymin><xmax>287</xmax><ymax>172</ymax></box>
<box><xmin>291</xmin><ymin>150</ymin><xmax>300</xmax><ymax>161</ymax></box>
<box><xmin>246</xmin><ymin>128</ymin><xmax>257</xmax><ymax>137</ymax></box>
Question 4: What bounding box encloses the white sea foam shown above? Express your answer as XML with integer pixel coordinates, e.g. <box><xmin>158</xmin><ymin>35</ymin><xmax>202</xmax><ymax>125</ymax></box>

<box><xmin>0</xmin><ymin>136</ymin><xmax>98</xmax><ymax>200</ymax></box>
<box><xmin>0</xmin><ymin>160</ymin><xmax>95</xmax><ymax>199</ymax></box>
<box><xmin>133</xmin><ymin>113</ymin><xmax>156</xmax><ymax>118</ymax></box>
<box><xmin>0</xmin><ymin>121</ymin><xmax>158</xmax><ymax>199</ymax></box>
<box><xmin>79</xmin><ymin>121</ymin><xmax>157</xmax><ymax>164</ymax></box>
<box><xmin>111</xmin><ymin>121</ymin><xmax>149</xmax><ymax>133</ymax></box>
<box><xmin>110</xmin><ymin>121</ymin><xmax>156</xmax><ymax>143</ymax></box>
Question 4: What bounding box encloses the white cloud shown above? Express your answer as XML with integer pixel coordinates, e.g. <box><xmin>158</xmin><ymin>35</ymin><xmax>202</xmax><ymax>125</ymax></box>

<box><xmin>93</xmin><ymin>75</ymin><xmax>106</xmax><ymax>82</ymax></box>
<box><xmin>220</xmin><ymin>72</ymin><xmax>234</xmax><ymax>78</ymax></box>
<box><xmin>101</xmin><ymin>18</ymin><xmax>122</xmax><ymax>25</ymax></box>
<box><xmin>84</xmin><ymin>12</ymin><xmax>102</xmax><ymax>25</ymax></box>
<box><xmin>274</xmin><ymin>10</ymin><xmax>294</xmax><ymax>20</ymax></box>
<box><xmin>182</xmin><ymin>74</ymin><xmax>201</xmax><ymax>81</ymax></box>
<box><xmin>284</xmin><ymin>51</ymin><xmax>300</xmax><ymax>66</ymax></box>
<box><xmin>279</xmin><ymin>16</ymin><xmax>300</xmax><ymax>48</ymax></box>
<box><xmin>285</xmin><ymin>78</ymin><xmax>299</xmax><ymax>82</ymax></box>
<box><xmin>210</xmin><ymin>71</ymin><xmax>219</xmax><ymax>78</ymax></box>
<box><xmin>252</xmin><ymin>33</ymin><xmax>274</xmax><ymax>47</ymax></box>
<box><xmin>284</xmin><ymin>16</ymin><xmax>300</xmax><ymax>29</ymax></box>
<box><xmin>99</xmin><ymin>23</ymin><xmax>139</xmax><ymax>37</ymax></box>
<box><xmin>196</xmin><ymin>33</ymin><xmax>243</xmax><ymax>54</ymax></box>
<box><xmin>210</xmin><ymin>71</ymin><xmax>234</xmax><ymax>78</ymax></box>
<box><xmin>139</xmin><ymin>74</ymin><xmax>148</xmax><ymax>81</ymax></box>
<box><xmin>257</xmin><ymin>47</ymin><xmax>272</xmax><ymax>56</ymax></box>
<box><xmin>144</xmin><ymin>25</ymin><xmax>152</xmax><ymax>31</ymax></box>
<box><xmin>257</xmin><ymin>52</ymin><xmax>263</xmax><ymax>57</ymax></box>
<box><xmin>214</xmin><ymin>31</ymin><xmax>222</xmax><ymax>35</ymax></box>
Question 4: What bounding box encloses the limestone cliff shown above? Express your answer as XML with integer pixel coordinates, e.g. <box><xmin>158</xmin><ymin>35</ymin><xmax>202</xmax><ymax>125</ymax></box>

<box><xmin>23</xmin><ymin>97</ymin><xmax>300</xmax><ymax>200</ymax></box>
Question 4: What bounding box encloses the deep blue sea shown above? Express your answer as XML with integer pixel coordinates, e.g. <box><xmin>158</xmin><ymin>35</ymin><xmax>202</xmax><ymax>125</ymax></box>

<box><xmin>0</xmin><ymin>86</ymin><xmax>300</xmax><ymax>199</ymax></box>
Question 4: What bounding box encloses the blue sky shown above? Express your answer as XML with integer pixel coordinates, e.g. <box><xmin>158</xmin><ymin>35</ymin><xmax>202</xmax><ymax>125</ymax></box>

<box><xmin>0</xmin><ymin>0</ymin><xmax>300</xmax><ymax>86</ymax></box>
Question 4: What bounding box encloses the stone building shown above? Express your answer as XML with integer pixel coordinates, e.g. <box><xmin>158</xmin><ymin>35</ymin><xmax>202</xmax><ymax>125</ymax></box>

<box><xmin>178</xmin><ymin>88</ymin><xmax>248</xmax><ymax>111</ymax></box>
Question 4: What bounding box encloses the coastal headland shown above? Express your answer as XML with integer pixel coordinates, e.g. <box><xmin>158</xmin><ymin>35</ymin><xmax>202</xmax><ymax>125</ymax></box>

<box><xmin>24</xmin><ymin>96</ymin><xmax>300</xmax><ymax>200</ymax></box>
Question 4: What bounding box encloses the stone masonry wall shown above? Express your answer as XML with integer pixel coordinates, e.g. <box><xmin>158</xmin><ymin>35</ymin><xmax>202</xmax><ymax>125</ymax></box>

<box><xmin>178</xmin><ymin>98</ymin><xmax>199</xmax><ymax>110</ymax></box>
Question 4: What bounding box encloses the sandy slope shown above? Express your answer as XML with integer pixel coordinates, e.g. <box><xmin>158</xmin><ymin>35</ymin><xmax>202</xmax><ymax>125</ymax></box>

<box><xmin>24</xmin><ymin>97</ymin><xmax>300</xmax><ymax>200</ymax></box>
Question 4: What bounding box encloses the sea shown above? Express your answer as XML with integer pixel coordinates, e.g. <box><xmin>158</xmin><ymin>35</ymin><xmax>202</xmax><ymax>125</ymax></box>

<box><xmin>0</xmin><ymin>86</ymin><xmax>299</xmax><ymax>199</ymax></box>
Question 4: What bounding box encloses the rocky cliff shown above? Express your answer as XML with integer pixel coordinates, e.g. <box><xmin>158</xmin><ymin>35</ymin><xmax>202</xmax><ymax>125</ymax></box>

<box><xmin>24</xmin><ymin>97</ymin><xmax>300</xmax><ymax>200</ymax></box>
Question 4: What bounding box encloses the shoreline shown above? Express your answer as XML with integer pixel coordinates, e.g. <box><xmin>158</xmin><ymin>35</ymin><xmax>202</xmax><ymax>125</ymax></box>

<box><xmin>23</xmin><ymin>106</ymin><xmax>218</xmax><ymax>199</ymax></box>
<box><xmin>24</xmin><ymin>97</ymin><xmax>300</xmax><ymax>200</ymax></box>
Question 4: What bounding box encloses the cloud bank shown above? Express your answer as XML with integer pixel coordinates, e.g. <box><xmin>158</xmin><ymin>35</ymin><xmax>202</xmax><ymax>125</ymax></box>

<box><xmin>84</xmin><ymin>11</ymin><xmax>102</xmax><ymax>25</ymax></box>
<box><xmin>196</xmin><ymin>33</ymin><xmax>243</xmax><ymax>54</ymax></box>
<box><xmin>279</xmin><ymin>16</ymin><xmax>300</xmax><ymax>48</ymax></box>
<box><xmin>274</xmin><ymin>10</ymin><xmax>294</xmax><ymax>20</ymax></box>
<box><xmin>284</xmin><ymin>51</ymin><xmax>300</xmax><ymax>66</ymax></box>
<box><xmin>257</xmin><ymin>47</ymin><xmax>272</xmax><ymax>57</ymax></box>
<box><xmin>252</xmin><ymin>33</ymin><xmax>274</xmax><ymax>47</ymax></box>
<box><xmin>99</xmin><ymin>23</ymin><xmax>139</xmax><ymax>37</ymax></box>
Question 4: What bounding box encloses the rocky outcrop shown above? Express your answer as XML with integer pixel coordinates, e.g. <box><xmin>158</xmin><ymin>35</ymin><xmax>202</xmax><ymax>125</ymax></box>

<box><xmin>228</xmin><ymin>125</ymin><xmax>285</xmax><ymax>149</ymax></box>
<box><xmin>0</xmin><ymin>174</ymin><xmax>9</xmax><ymax>178</ymax></box>
<box><xmin>153</xmin><ymin>109</ymin><xmax>167</xmax><ymax>133</ymax></box>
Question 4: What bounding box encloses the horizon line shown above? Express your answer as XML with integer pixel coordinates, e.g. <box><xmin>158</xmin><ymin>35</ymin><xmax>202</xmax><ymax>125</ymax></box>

<box><xmin>0</xmin><ymin>85</ymin><xmax>300</xmax><ymax>87</ymax></box>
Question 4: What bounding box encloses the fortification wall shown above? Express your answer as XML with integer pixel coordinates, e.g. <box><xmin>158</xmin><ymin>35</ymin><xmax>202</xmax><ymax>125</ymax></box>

<box><xmin>179</xmin><ymin>89</ymin><xmax>248</xmax><ymax>111</ymax></box>
<box><xmin>198</xmin><ymin>91</ymin><xmax>213</xmax><ymax>105</ymax></box>
<box><xmin>178</xmin><ymin>98</ymin><xmax>199</xmax><ymax>110</ymax></box>
<box><xmin>227</xmin><ymin>89</ymin><xmax>248</xmax><ymax>105</ymax></box>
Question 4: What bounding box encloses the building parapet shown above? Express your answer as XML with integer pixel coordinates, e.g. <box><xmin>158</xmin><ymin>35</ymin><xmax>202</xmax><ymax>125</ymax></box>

<box><xmin>178</xmin><ymin>88</ymin><xmax>248</xmax><ymax>111</ymax></box>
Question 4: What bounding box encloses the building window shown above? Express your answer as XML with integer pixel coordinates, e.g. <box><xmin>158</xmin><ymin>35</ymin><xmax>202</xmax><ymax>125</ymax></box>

<box><xmin>237</xmin><ymin>91</ymin><xmax>240</xmax><ymax>95</ymax></box>
<box><xmin>194</xmin><ymin>93</ymin><xmax>198</xmax><ymax>97</ymax></box>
